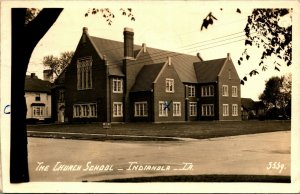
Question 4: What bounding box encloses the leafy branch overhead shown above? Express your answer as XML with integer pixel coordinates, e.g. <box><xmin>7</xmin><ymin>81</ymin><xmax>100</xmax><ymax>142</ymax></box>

<box><xmin>85</xmin><ymin>8</ymin><xmax>135</xmax><ymax>25</ymax></box>
<box><xmin>200</xmin><ymin>12</ymin><xmax>218</xmax><ymax>30</ymax></box>
<box><xmin>240</xmin><ymin>8</ymin><xmax>292</xmax><ymax>84</ymax></box>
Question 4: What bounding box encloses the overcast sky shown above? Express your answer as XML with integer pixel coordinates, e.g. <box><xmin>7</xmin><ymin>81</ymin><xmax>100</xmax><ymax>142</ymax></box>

<box><xmin>8</xmin><ymin>1</ymin><xmax>294</xmax><ymax>100</ymax></box>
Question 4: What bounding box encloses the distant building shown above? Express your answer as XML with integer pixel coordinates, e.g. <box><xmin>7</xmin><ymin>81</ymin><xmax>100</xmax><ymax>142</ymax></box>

<box><xmin>241</xmin><ymin>98</ymin><xmax>266</xmax><ymax>120</ymax></box>
<box><xmin>52</xmin><ymin>27</ymin><xmax>241</xmax><ymax>123</ymax></box>
<box><xmin>25</xmin><ymin>73</ymin><xmax>52</xmax><ymax>122</ymax></box>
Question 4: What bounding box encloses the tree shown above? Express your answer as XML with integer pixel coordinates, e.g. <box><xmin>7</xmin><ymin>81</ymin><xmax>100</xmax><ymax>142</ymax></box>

<box><xmin>259</xmin><ymin>75</ymin><xmax>291</xmax><ymax>117</ymax></box>
<box><xmin>43</xmin><ymin>51</ymin><xmax>74</xmax><ymax>79</ymax></box>
<box><xmin>11</xmin><ymin>7</ymin><xmax>134</xmax><ymax>183</ymax></box>
<box><xmin>201</xmin><ymin>8</ymin><xmax>292</xmax><ymax>84</ymax></box>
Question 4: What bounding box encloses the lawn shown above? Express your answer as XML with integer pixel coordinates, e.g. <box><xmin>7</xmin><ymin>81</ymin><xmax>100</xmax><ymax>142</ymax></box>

<box><xmin>27</xmin><ymin>120</ymin><xmax>291</xmax><ymax>140</ymax></box>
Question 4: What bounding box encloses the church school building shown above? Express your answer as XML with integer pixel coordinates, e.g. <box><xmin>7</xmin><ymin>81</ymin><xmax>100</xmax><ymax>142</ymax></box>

<box><xmin>52</xmin><ymin>27</ymin><xmax>241</xmax><ymax>123</ymax></box>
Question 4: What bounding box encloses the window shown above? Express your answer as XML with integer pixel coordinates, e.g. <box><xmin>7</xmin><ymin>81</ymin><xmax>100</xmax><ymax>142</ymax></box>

<box><xmin>32</xmin><ymin>106</ymin><xmax>44</xmax><ymax>117</ymax></box>
<box><xmin>229</xmin><ymin>70</ymin><xmax>232</xmax><ymax>80</ymax></box>
<box><xmin>159</xmin><ymin>101</ymin><xmax>168</xmax><ymax>117</ymax></box>
<box><xmin>113</xmin><ymin>102</ymin><xmax>123</xmax><ymax>117</ymax></box>
<box><xmin>189</xmin><ymin>102</ymin><xmax>197</xmax><ymax>116</ymax></box>
<box><xmin>188</xmin><ymin>85</ymin><xmax>195</xmax><ymax>97</ymax></box>
<box><xmin>58</xmin><ymin>90</ymin><xmax>65</xmax><ymax>102</ymax></box>
<box><xmin>73</xmin><ymin>103</ymin><xmax>97</xmax><ymax>118</ymax></box>
<box><xmin>135</xmin><ymin>102</ymin><xmax>148</xmax><ymax>117</ymax></box>
<box><xmin>222</xmin><ymin>85</ymin><xmax>228</xmax><ymax>96</ymax></box>
<box><xmin>202</xmin><ymin>104</ymin><xmax>214</xmax><ymax>116</ymax></box>
<box><xmin>232</xmin><ymin>104</ymin><xmax>238</xmax><ymax>116</ymax></box>
<box><xmin>166</xmin><ymin>78</ymin><xmax>174</xmax><ymax>93</ymax></box>
<box><xmin>113</xmin><ymin>78</ymin><xmax>123</xmax><ymax>93</ymax></box>
<box><xmin>232</xmin><ymin>86</ymin><xmax>238</xmax><ymax>97</ymax></box>
<box><xmin>201</xmin><ymin>85</ymin><xmax>214</xmax><ymax>97</ymax></box>
<box><xmin>35</xmin><ymin>94</ymin><xmax>41</xmax><ymax>101</ymax></box>
<box><xmin>223</xmin><ymin>104</ymin><xmax>229</xmax><ymax>116</ymax></box>
<box><xmin>173</xmin><ymin>102</ymin><xmax>181</xmax><ymax>116</ymax></box>
<box><xmin>77</xmin><ymin>57</ymin><xmax>93</xmax><ymax>90</ymax></box>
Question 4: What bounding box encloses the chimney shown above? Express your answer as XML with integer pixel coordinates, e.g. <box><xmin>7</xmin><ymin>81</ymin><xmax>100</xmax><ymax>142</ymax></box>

<box><xmin>82</xmin><ymin>27</ymin><xmax>88</xmax><ymax>44</ymax></box>
<box><xmin>43</xmin><ymin>69</ymin><xmax>52</xmax><ymax>81</ymax></box>
<box><xmin>142</xmin><ymin>43</ymin><xmax>147</xmax><ymax>53</ymax></box>
<box><xmin>123</xmin><ymin>27</ymin><xmax>134</xmax><ymax>59</ymax></box>
<box><xmin>227</xmin><ymin>53</ymin><xmax>231</xmax><ymax>60</ymax></box>
<box><xmin>168</xmin><ymin>56</ymin><xmax>171</xmax><ymax>66</ymax></box>
<box><xmin>197</xmin><ymin>53</ymin><xmax>203</xmax><ymax>61</ymax></box>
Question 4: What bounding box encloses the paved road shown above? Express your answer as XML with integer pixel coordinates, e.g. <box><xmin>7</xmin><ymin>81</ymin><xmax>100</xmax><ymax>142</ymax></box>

<box><xmin>28</xmin><ymin>131</ymin><xmax>290</xmax><ymax>182</ymax></box>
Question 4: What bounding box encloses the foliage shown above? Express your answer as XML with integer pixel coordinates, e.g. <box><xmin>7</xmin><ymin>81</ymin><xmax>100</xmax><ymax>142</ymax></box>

<box><xmin>43</xmin><ymin>51</ymin><xmax>74</xmax><ymax>78</ymax></box>
<box><xmin>200</xmin><ymin>12</ymin><xmax>218</xmax><ymax>30</ymax></box>
<box><xmin>85</xmin><ymin>8</ymin><xmax>135</xmax><ymax>25</ymax></box>
<box><xmin>259</xmin><ymin>75</ymin><xmax>291</xmax><ymax>117</ymax></box>
<box><xmin>25</xmin><ymin>8</ymin><xmax>40</xmax><ymax>25</ymax></box>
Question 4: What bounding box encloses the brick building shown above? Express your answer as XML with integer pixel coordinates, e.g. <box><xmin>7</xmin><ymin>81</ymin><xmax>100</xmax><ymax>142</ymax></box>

<box><xmin>52</xmin><ymin>27</ymin><xmax>241</xmax><ymax>123</ymax></box>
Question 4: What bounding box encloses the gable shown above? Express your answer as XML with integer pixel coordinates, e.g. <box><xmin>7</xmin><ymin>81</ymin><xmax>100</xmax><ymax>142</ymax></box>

<box><xmin>218</xmin><ymin>59</ymin><xmax>240</xmax><ymax>81</ymax></box>
<box><xmin>194</xmin><ymin>58</ymin><xmax>226</xmax><ymax>83</ymax></box>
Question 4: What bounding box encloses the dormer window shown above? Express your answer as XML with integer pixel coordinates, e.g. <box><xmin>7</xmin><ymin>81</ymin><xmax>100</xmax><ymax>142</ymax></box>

<box><xmin>166</xmin><ymin>78</ymin><xmax>174</xmax><ymax>93</ymax></box>
<box><xmin>77</xmin><ymin>56</ymin><xmax>92</xmax><ymax>90</ymax></box>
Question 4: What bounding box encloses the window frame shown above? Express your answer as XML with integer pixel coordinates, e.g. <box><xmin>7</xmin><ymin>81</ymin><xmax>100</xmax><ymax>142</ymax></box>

<box><xmin>112</xmin><ymin>77</ymin><xmax>123</xmax><ymax>93</ymax></box>
<box><xmin>134</xmin><ymin>102</ymin><xmax>148</xmax><ymax>117</ymax></box>
<box><xmin>73</xmin><ymin>103</ymin><xmax>97</xmax><ymax>118</ymax></box>
<box><xmin>222</xmin><ymin>85</ymin><xmax>228</xmax><ymax>96</ymax></box>
<box><xmin>232</xmin><ymin>86</ymin><xmax>238</xmax><ymax>97</ymax></box>
<box><xmin>165</xmin><ymin>78</ymin><xmax>175</xmax><ymax>93</ymax></box>
<box><xmin>223</xmin><ymin>104</ymin><xmax>229</xmax><ymax>116</ymax></box>
<box><xmin>77</xmin><ymin>56</ymin><xmax>93</xmax><ymax>90</ymax></box>
<box><xmin>188</xmin><ymin>85</ymin><xmax>195</xmax><ymax>97</ymax></box>
<box><xmin>159</xmin><ymin>101</ymin><xmax>168</xmax><ymax>117</ymax></box>
<box><xmin>173</xmin><ymin>102</ymin><xmax>181</xmax><ymax>116</ymax></box>
<box><xmin>189</xmin><ymin>102</ymin><xmax>197</xmax><ymax>117</ymax></box>
<box><xmin>201</xmin><ymin>85</ymin><xmax>214</xmax><ymax>97</ymax></box>
<box><xmin>232</xmin><ymin>104</ymin><xmax>238</xmax><ymax>116</ymax></box>
<box><xmin>201</xmin><ymin>104</ymin><xmax>214</xmax><ymax>116</ymax></box>
<box><xmin>32</xmin><ymin>106</ymin><xmax>45</xmax><ymax>118</ymax></box>
<box><xmin>113</xmin><ymin>102</ymin><xmax>123</xmax><ymax>117</ymax></box>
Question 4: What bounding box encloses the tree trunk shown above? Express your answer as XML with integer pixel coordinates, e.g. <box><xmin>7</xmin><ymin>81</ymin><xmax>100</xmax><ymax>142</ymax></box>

<box><xmin>11</xmin><ymin>8</ymin><xmax>62</xmax><ymax>183</ymax></box>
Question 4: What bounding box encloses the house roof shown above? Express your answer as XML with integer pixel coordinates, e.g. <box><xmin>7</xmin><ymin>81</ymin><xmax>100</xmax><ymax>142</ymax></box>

<box><xmin>89</xmin><ymin>36</ymin><xmax>200</xmax><ymax>83</ymax></box>
<box><xmin>241</xmin><ymin>98</ymin><xmax>255</xmax><ymax>111</ymax></box>
<box><xmin>131</xmin><ymin>62</ymin><xmax>165</xmax><ymax>92</ymax></box>
<box><xmin>25</xmin><ymin>75</ymin><xmax>52</xmax><ymax>93</ymax></box>
<box><xmin>194</xmin><ymin>58</ymin><xmax>226</xmax><ymax>83</ymax></box>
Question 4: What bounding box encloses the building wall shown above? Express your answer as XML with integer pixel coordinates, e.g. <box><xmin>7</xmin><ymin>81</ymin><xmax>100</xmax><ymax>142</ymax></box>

<box><xmin>65</xmin><ymin>34</ymin><xmax>108</xmax><ymax>123</ymax></box>
<box><xmin>110</xmin><ymin>76</ymin><xmax>125</xmax><ymax>123</ymax></box>
<box><xmin>183</xmin><ymin>84</ymin><xmax>198</xmax><ymax>121</ymax></box>
<box><xmin>129</xmin><ymin>91</ymin><xmax>154</xmax><ymax>122</ymax></box>
<box><xmin>198</xmin><ymin>82</ymin><xmax>219</xmax><ymax>120</ymax></box>
<box><xmin>218</xmin><ymin>59</ymin><xmax>241</xmax><ymax>121</ymax></box>
<box><xmin>153</xmin><ymin>63</ymin><xmax>185</xmax><ymax>122</ymax></box>
<box><xmin>25</xmin><ymin>92</ymin><xmax>51</xmax><ymax>120</ymax></box>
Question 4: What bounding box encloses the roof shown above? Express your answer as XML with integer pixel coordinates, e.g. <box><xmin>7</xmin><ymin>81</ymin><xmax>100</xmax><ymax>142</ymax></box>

<box><xmin>25</xmin><ymin>76</ymin><xmax>52</xmax><ymax>93</ymax></box>
<box><xmin>89</xmin><ymin>36</ymin><xmax>201</xmax><ymax>83</ymax></box>
<box><xmin>241</xmin><ymin>98</ymin><xmax>255</xmax><ymax>111</ymax></box>
<box><xmin>194</xmin><ymin>58</ymin><xmax>226</xmax><ymax>83</ymax></box>
<box><xmin>131</xmin><ymin>62</ymin><xmax>165</xmax><ymax>92</ymax></box>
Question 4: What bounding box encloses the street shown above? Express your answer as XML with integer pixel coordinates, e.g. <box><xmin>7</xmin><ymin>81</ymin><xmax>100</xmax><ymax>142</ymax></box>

<box><xmin>28</xmin><ymin>131</ymin><xmax>290</xmax><ymax>182</ymax></box>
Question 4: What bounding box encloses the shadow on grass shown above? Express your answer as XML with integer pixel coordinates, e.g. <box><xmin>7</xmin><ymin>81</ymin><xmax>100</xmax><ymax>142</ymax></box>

<box><xmin>99</xmin><ymin>174</ymin><xmax>291</xmax><ymax>183</ymax></box>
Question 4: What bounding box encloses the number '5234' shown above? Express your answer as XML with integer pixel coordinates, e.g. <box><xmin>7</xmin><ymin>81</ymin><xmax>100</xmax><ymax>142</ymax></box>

<box><xmin>266</xmin><ymin>162</ymin><xmax>286</xmax><ymax>173</ymax></box>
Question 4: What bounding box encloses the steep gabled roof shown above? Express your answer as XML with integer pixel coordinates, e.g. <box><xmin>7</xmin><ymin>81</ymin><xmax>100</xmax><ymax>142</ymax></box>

<box><xmin>25</xmin><ymin>76</ymin><xmax>52</xmax><ymax>93</ymax></box>
<box><xmin>241</xmin><ymin>98</ymin><xmax>255</xmax><ymax>111</ymax></box>
<box><xmin>131</xmin><ymin>62</ymin><xmax>165</xmax><ymax>92</ymax></box>
<box><xmin>89</xmin><ymin>36</ymin><xmax>200</xmax><ymax>83</ymax></box>
<box><xmin>194</xmin><ymin>58</ymin><xmax>226</xmax><ymax>83</ymax></box>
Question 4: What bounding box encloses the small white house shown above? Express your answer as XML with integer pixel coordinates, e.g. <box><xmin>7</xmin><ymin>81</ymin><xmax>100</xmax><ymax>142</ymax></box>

<box><xmin>25</xmin><ymin>73</ymin><xmax>52</xmax><ymax>122</ymax></box>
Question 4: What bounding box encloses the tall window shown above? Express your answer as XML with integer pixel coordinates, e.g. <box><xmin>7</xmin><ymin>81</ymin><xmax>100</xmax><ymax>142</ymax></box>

<box><xmin>222</xmin><ymin>85</ymin><xmax>228</xmax><ymax>96</ymax></box>
<box><xmin>159</xmin><ymin>101</ymin><xmax>168</xmax><ymax>117</ymax></box>
<box><xmin>188</xmin><ymin>85</ymin><xmax>195</xmax><ymax>97</ymax></box>
<box><xmin>32</xmin><ymin>106</ymin><xmax>44</xmax><ymax>117</ymax></box>
<box><xmin>113</xmin><ymin>102</ymin><xmax>123</xmax><ymax>117</ymax></box>
<box><xmin>58</xmin><ymin>90</ymin><xmax>65</xmax><ymax>103</ymax></box>
<box><xmin>189</xmin><ymin>102</ymin><xmax>197</xmax><ymax>116</ymax></box>
<box><xmin>173</xmin><ymin>102</ymin><xmax>181</xmax><ymax>116</ymax></box>
<box><xmin>166</xmin><ymin>78</ymin><xmax>174</xmax><ymax>93</ymax></box>
<box><xmin>77</xmin><ymin>57</ymin><xmax>93</xmax><ymax>90</ymax></box>
<box><xmin>223</xmin><ymin>104</ymin><xmax>229</xmax><ymax>116</ymax></box>
<box><xmin>202</xmin><ymin>104</ymin><xmax>214</xmax><ymax>116</ymax></box>
<box><xmin>201</xmin><ymin>85</ymin><xmax>214</xmax><ymax>97</ymax></box>
<box><xmin>135</xmin><ymin>102</ymin><xmax>148</xmax><ymax>117</ymax></box>
<box><xmin>113</xmin><ymin>78</ymin><xmax>123</xmax><ymax>93</ymax></box>
<box><xmin>73</xmin><ymin>103</ymin><xmax>97</xmax><ymax>118</ymax></box>
<box><xmin>232</xmin><ymin>104</ymin><xmax>238</xmax><ymax>116</ymax></box>
<box><xmin>232</xmin><ymin>86</ymin><xmax>238</xmax><ymax>97</ymax></box>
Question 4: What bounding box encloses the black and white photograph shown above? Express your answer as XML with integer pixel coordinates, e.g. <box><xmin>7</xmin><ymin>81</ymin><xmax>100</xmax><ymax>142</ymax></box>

<box><xmin>0</xmin><ymin>0</ymin><xmax>299</xmax><ymax>193</ymax></box>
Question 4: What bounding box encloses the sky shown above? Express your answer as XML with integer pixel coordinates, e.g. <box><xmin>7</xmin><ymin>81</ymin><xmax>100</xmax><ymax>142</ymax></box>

<box><xmin>22</xmin><ymin>1</ymin><xmax>294</xmax><ymax>101</ymax></box>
